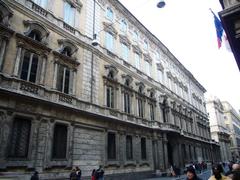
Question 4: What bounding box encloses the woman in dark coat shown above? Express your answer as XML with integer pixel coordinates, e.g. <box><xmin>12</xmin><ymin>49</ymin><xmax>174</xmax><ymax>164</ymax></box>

<box><xmin>186</xmin><ymin>166</ymin><xmax>202</xmax><ymax>180</ymax></box>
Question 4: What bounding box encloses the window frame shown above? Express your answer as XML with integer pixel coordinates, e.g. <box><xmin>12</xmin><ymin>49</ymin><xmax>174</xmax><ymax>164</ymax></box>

<box><xmin>56</xmin><ymin>64</ymin><xmax>71</xmax><ymax>94</ymax></box>
<box><xmin>63</xmin><ymin>1</ymin><xmax>75</xmax><ymax>27</ymax></box>
<box><xmin>141</xmin><ymin>137</ymin><xmax>147</xmax><ymax>160</ymax></box>
<box><xmin>52</xmin><ymin>123</ymin><xmax>68</xmax><ymax>160</ymax></box>
<box><xmin>121</xmin><ymin>43</ymin><xmax>129</xmax><ymax>61</ymax></box>
<box><xmin>106</xmin><ymin>7</ymin><xmax>113</xmax><ymax>21</ymax></box>
<box><xmin>107</xmin><ymin>132</ymin><xmax>116</xmax><ymax>160</ymax></box>
<box><xmin>33</xmin><ymin>0</ymin><xmax>48</xmax><ymax>9</ymax></box>
<box><xmin>126</xmin><ymin>135</ymin><xmax>133</xmax><ymax>160</ymax></box>
<box><xmin>105</xmin><ymin>31</ymin><xmax>114</xmax><ymax>52</ymax></box>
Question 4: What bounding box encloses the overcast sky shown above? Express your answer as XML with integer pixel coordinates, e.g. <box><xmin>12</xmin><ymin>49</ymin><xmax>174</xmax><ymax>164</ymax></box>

<box><xmin>119</xmin><ymin>0</ymin><xmax>240</xmax><ymax>112</ymax></box>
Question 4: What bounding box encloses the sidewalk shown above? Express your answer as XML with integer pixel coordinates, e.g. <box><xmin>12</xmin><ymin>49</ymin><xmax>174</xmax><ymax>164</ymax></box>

<box><xmin>144</xmin><ymin>169</ymin><xmax>211</xmax><ymax>180</ymax></box>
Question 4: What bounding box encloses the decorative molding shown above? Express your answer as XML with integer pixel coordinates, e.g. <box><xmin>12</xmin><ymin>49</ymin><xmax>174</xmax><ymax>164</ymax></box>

<box><xmin>0</xmin><ymin>0</ymin><xmax>13</xmax><ymax>26</ymax></box>
<box><xmin>143</xmin><ymin>53</ymin><xmax>152</xmax><ymax>63</ymax></box>
<box><xmin>132</xmin><ymin>44</ymin><xmax>142</xmax><ymax>55</ymax></box>
<box><xmin>119</xmin><ymin>34</ymin><xmax>131</xmax><ymax>47</ymax></box>
<box><xmin>103</xmin><ymin>22</ymin><xmax>118</xmax><ymax>38</ymax></box>
<box><xmin>156</xmin><ymin>63</ymin><xmax>164</xmax><ymax>71</ymax></box>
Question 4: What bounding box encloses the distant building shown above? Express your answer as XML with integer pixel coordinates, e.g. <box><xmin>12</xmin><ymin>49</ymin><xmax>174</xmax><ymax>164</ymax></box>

<box><xmin>219</xmin><ymin>0</ymin><xmax>240</xmax><ymax>70</ymax></box>
<box><xmin>206</xmin><ymin>98</ymin><xmax>232</xmax><ymax>162</ymax></box>
<box><xmin>0</xmin><ymin>0</ymin><xmax>217</xmax><ymax>179</ymax></box>
<box><xmin>222</xmin><ymin>102</ymin><xmax>240</xmax><ymax>161</ymax></box>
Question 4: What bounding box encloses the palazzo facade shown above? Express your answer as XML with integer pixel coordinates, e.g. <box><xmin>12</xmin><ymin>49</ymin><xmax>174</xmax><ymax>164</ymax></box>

<box><xmin>0</xmin><ymin>0</ymin><xmax>219</xmax><ymax>179</ymax></box>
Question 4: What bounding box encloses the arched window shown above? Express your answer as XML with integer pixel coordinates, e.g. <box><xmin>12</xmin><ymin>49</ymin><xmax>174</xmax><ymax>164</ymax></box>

<box><xmin>106</xmin><ymin>7</ymin><xmax>113</xmax><ymax>21</ymax></box>
<box><xmin>150</xmin><ymin>92</ymin><xmax>154</xmax><ymax>98</ymax></box>
<box><xmin>143</xmin><ymin>40</ymin><xmax>148</xmax><ymax>50</ymax></box>
<box><xmin>28</xmin><ymin>29</ymin><xmax>41</xmax><ymax>42</ymax></box>
<box><xmin>57</xmin><ymin>39</ymin><xmax>78</xmax><ymax>58</ymax></box>
<box><xmin>120</xmin><ymin>19</ymin><xmax>127</xmax><ymax>32</ymax></box>
<box><xmin>125</xmin><ymin>79</ymin><xmax>130</xmax><ymax>86</ymax></box>
<box><xmin>133</xmin><ymin>31</ymin><xmax>138</xmax><ymax>41</ymax></box>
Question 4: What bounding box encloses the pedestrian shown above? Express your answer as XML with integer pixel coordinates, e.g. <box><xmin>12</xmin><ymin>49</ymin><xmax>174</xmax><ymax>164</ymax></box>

<box><xmin>96</xmin><ymin>165</ymin><xmax>104</xmax><ymax>180</ymax></box>
<box><xmin>70</xmin><ymin>168</ymin><xmax>77</xmax><ymax>180</ymax></box>
<box><xmin>208</xmin><ymin>164</ymin><xmax>231</xmax><ymax>180</ymax></box>
<box><xmin>30</xmin><ymin>171</ymin><xmax>39</xmax><ymax>180</ymax></box>
<box><xmin>75</xmin><ymin>166</ymin><xmax>81</xmax><ymax>180</ymax></box>
<box><xmin>91</xmin><ymin>169</ymin><xmax>96</xmax><ymax>180</ymax></box>
<box><xmin>186</xmin><ymin>166</ymin><xmax>202</xmax><ymax>180</ymax></box>
<box><xmin>226</xmin><ymin>163</ymin><xmax>240</xmax><ymax>178</ymax></box>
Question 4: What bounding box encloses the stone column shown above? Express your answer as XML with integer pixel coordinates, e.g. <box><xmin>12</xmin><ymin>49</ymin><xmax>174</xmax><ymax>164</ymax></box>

<box><xmin>53</xmin><ymin>62</ymin><xmax>58</xmax><ymax>89</ymax></box>
<box><xmin>13</xmin><ymin>46</ymin><xmax>23</xmax><ymax>76</ymax></box>
<box><xmin>39</xmin><ymin>56</ymin><xmax>47</xmax><ymax>85</ymax></box>
<box><xmin>0</xmin><ymin>39</ymin><xmax>6</xmax><ymax>70</ymax></box>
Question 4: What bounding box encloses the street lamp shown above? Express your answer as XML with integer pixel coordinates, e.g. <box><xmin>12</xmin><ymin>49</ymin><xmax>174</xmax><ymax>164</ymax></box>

<box><xmin>157</xmin><ymin>0</ymin><xmax>166</xmax><ymax>8</ymax></box>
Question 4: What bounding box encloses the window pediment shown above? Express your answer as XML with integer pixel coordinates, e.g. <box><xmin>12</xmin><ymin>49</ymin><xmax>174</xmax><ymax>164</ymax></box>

<box><xmin>23</xmin><ymin>20</ymin><xmax>49</xmax><ymax>42</ymax></box>
<box><xmin>132</xmin><ymin>44</ymin><xmax>142</xmax><ymax>55</ymax></box>
<box><xmin>57</xmin><ymin>39</ymin><xmax>78</xmax><ymax>57</ymax></box>
<box><xmin>143</xmin><ymin>53</ymin><xmax>152</xmax><ymax>63</ymax></box>
<box><xmin>119</xmin><ymin>34</ymin><xmax>131</xmax><ymax>47</ymax></box>
<box><xmin>65</xmin><ymin>0</ymin><xmax>83</xmax><ymax>11</ymax></box>
<box><xmin>105</xmin><ymin>65</ymin><xmax>118</xmax><ymax>80</ymax></box>
<box><xmin>156</xmin><ymin>63</ymin><xmax>164</xmax><ymax>71</ymax></box>
<box><xmin>0</xmin><ymin>1</ymin><xmax>13</xmax><ymax>26</ymax></box>
<box><xmin>103</xmin><ymin>22</ymin><xmax>118</xmax><ymax>38</ymax></box>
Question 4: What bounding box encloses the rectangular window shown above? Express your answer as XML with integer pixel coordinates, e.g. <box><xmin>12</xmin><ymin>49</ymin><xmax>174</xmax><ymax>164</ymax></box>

<box><xmin>107</xmin><ymin>132</ymin><xmax>116</xmax><ymax>160</ymax></box>
<box><xmin>9</xmin><ymin>118</ymin><xmax>31</xmax><ymax>158</ymax></box>
<box><xmin>124</xmin><ymin>92</ymin><xmax>130</xmax><ymax>114</ymax></box>
<box><xmin>34</xmin><ymin>0</ymin><xmax>48</xmax><ymax>8</ymax></box>
<box><xmin>121</xmin><ymin>43</ymin><xmax>129</xmax><ymax>61</ymax></box>
<box><xmin>138</xmin><ymin>99</ymin><xmax>144</xmax><ymax>118</ymax></box>
<box><xmin>141</xmin><ymin>138</ymin><xmax>147</xmax><ymax>160</ymax></box>
<box><xmin>20</xmin><ymin>51</ymin><xmax>39</xmax><ymax>83</ymax></box>
<box><xmin>150</xmin><ymin>104</ymin><xmax>154</xmax><ymax>121</ymax></box>
<box><xmin>145</xmin><ymin>61</ymin><xmax>151</xmax><ymax>76</ymax></box>
<box><xmin>56</xmin><ymin>64</ymin><xmax>71</xmax><ymax>94</ymax></box>
<box><xmin>64</xmin><ymin>2</ymin><xmax>75</xmax><ymax>26</ymax></box>
<box><xmin>157</xmin><ymin>70</ymin><xmax>164</xmax><ymax>84</ymax></box>
<box><xmin>135</xmin><ymin>53</ymin><xmax>140</xmax><ymax>69</ymax></box>
<box><xmin>126</xmin><ymin>135</ymin><xmax>133</xmax><ymax>160</ymax></box>
<box><xmin>52</xmin><ymin>124</ymin><xmax>68</xmax><ymax>159</ymax></box>
<box><xmin>105</xmin><ymin>32</ymin><xmax>114</xmax><ymax>52</ymax></box>
<box><xmin>106</xmin><ymin>85</ymin><xmax>114</xmax><ymax>108</ymax></box>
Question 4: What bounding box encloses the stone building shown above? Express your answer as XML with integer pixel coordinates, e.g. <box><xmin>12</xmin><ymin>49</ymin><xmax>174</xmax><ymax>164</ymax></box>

<box><xmin>219</xmin><ymin>0</ymin><xmax>240</xmax><ymax>70</ymax></box>
<box><xmin>222</xmin><ymin>101</ymin><xmax>240</xmax><ymax>161</ymax></box>
<box><xmin>206</xmin><ymin>98</ymin><xmax>232</xmax><ymax>162</ymax></box>
<box><xmin>0</xmin><ymin>0</ymin><xmax>218</xmax><ymax>179</ymax></box>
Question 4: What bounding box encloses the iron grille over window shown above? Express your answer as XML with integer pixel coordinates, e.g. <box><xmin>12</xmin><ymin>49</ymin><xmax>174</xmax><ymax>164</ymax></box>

<box><xmin>9</xmin><ymin>118</ymin><xmax>31</xmax><ymax>158</ymax></box>
<box><xmin>52</xmin><ymin>124</ymin><xmax>67</xmax><ymax>159</ymax></box>
<box><xmin>107</xmin><ymin>132</ymin><xmax>116</xmax><ymax>160</ymax></box>
<box><xmin>141</xmin><ymin>138</ymin><xmax>147</xmax><ymax>160</ymax></box>
<box><xmin>126</xmin><ymin>135</ymin><xmax>133</xmax><ymax>160</ymax></box>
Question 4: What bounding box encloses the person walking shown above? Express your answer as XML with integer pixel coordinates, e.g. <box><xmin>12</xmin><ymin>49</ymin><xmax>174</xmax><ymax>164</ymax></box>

<box><xmin>70</xmin><ymin>168</ymin><xmax>77</xmax><ymax>180</ymax></box>
<box><xmin>96</xmin><ymin>165</ymin><xmax>104</xmax><ymax>180</ymax></box>
<box><xmin>186</xmin><ymin>166</ymin><xmax>202</xmax><ymax>180</ymax></box>
<box><xmin>208</xmin><ymin>164</ymin><xmax>231</xmax><ymax>180</ymax></box>
<box><xmin>75</xmin><ymin>166</ymin><xmax>82</xmax><ymax>180</ymax></box>
<box><xmin>91</xmin><ymin>169</ymin><xmax>96</xmax><ymax>180</ymax></box>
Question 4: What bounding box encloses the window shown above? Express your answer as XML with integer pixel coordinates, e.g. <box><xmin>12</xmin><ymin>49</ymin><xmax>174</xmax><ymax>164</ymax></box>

<box><xmin>52</xmin><ymin>124</ymin><xmax>68</xmax><ymax>159</ymax></box>
<box><xmin>138</xmin><ymin>98</ymin><xmax>144</xmax><ymax>118</ymax></box>
<box><xmin>20</xmin><ymin>51</ymin><xmax>39</xmax><ymax>83</ymax></box>
<box><xmin>56</xmin><ymin>64</ymin><xmax>71</xmax><ymax>94</ymax></box>
<box><xmin>124</xmin><ymin>92</ymin><xmax>130</xmax><ymax>114</ymax></box>
<box><xmin>141</xmin><ymin>138</ymin><xmax>147</xmax><ymax>160</ymax></box>
<box><xmin>135</xmin><ymin>53</ymin><xmax>140</xmax><ymax>69</ymax></box>
<box><xmin>150</xmin><ymin>104</ymin><xmax>154</xmax><ymax>120</ymax></box>
<box><xmin>126</xmin><ymin>135</ymin><xmax>133</xmax><ymax>160</ymax></box>
<box><xmin>121</xmin><ymin>43</ymin><xmax>129</xmax><ymax>61</ymax></box>
<box><xmin>106</xmin><ymin>7</ymin><xmax>113</xmax><ymax>21</ymax></box>
<box><xmin>9</xmin><ymin>118</ymin><xmax>31</xmax><ymax>158</ymax></box>
<box><xmin>61</xmin><ymin>46</ymin><xmax>72</xmax><ymax>57</ymax></box>
<box><xmin>28</xmin><ymin>30</ymin><xmax>41</xmax><ymax>42</ymax></box>
<box><xmin>107</xmin><ymin>132</ymin><xmax>116</xmax><ymax>160</ymax></box>
<box><xmin>133</xmin><ymin>31</ymin><xmax>138</xmax><ymax>41</ymax></box>
<box><xmin>106</xmin><ymin>85</ymin><xmax>114</xmax><ymax>108</ymax></box>
<box><xmin>105</xmin><ymin>32</ymin><xmax>114</xmax><ymax>52</ymax></box>
<box><xmin>64</xmin><ymin>2</ymin><xmax>75</xmax><ymax>26</ymax></box>
<box><xmin>157</xmin><ymin>69</ymin><xmax>164</xmax><ymax>84</ymax></box>
<box><xmin>143</xmin><ymin>40</ymin><xmax>148</xmax><ymax>50</ymax></box>
<box><xmin>120</xmin><ymin>19</ymin><xmax>127</xmax><ymax>32</ymax></box>
<box><xmin>33</xmin><ymin>0</ymin><xmax>48</xmax><ymax>9</ymax></box>
<box><xmin>145</xmin><ymin>61</ymin><xmax>151</xmax><ymax>76</ymax></box>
